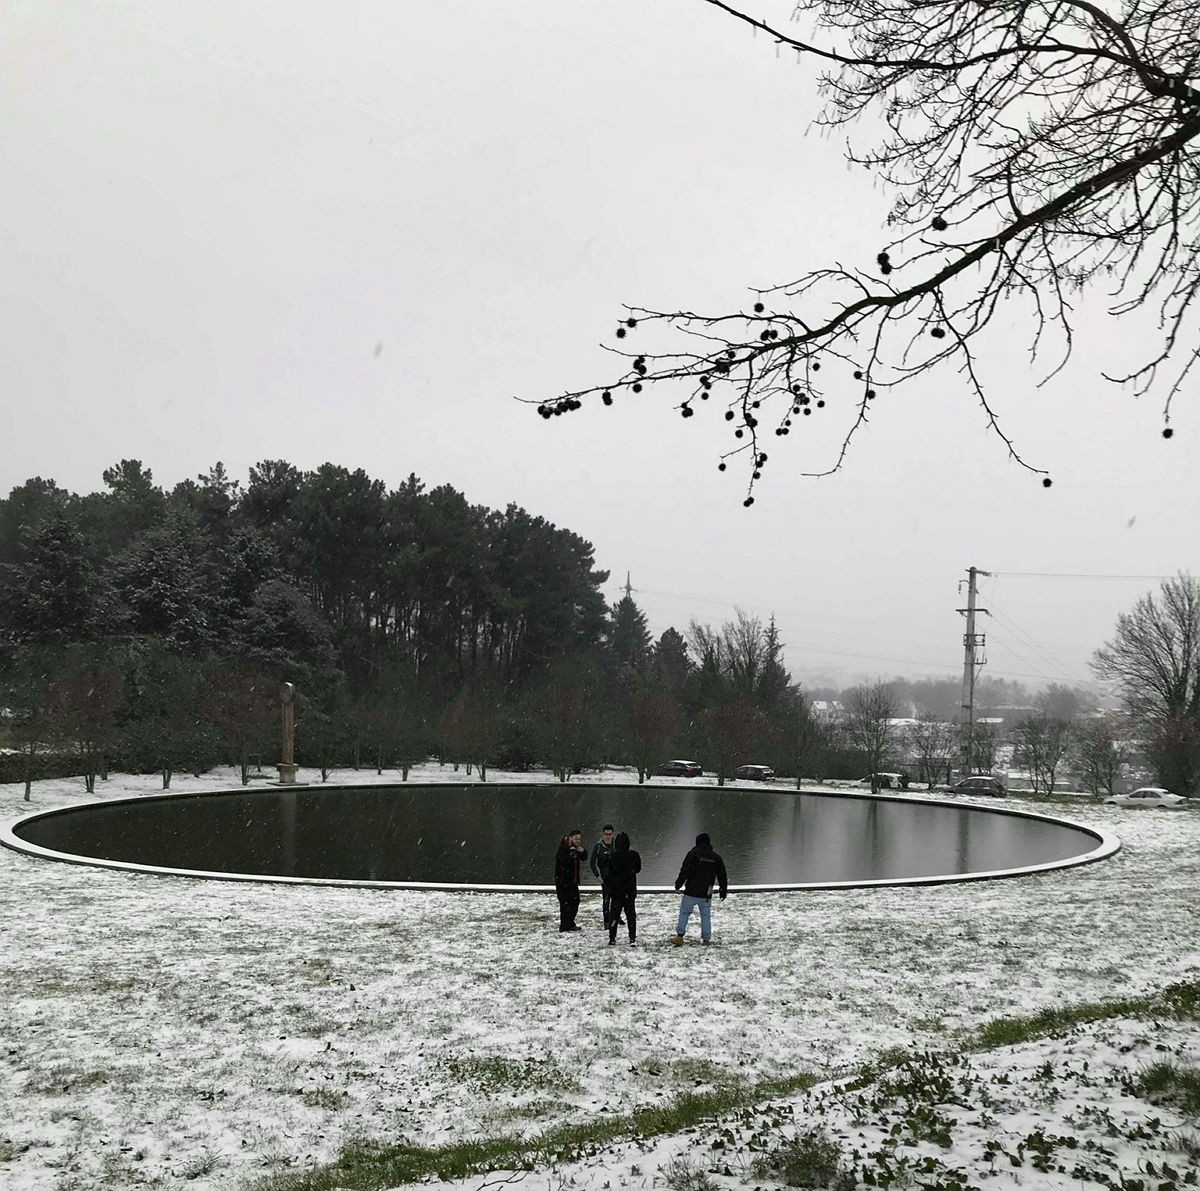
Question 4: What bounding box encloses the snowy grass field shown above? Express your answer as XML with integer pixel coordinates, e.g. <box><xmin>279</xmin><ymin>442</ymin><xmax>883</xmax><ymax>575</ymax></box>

<box><xmin>2</xmin><ymin>765</ymin><xmax>1197</xmax><ymax>1191</ymax></box>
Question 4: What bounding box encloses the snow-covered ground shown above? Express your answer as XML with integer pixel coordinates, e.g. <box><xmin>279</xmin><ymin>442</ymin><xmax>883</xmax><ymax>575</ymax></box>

<box><xmin>1</xmin><ymin>764</ymin><xmax>1197</xmax><ymax>1191</ymax></box>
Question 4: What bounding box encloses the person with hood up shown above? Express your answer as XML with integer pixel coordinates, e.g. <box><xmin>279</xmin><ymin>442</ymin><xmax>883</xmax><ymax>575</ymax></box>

<box><xmin>554</xmin><ymin>829</ymin><xmax>588</xmax><ymax>932</ymax></box>
<box><xmin>606</xmin><ymin>832</ymin><xmax>642</xmax><ymax>945</ymax></box>
<box><xmin>671</xmin><ymin>832</ymin><xmax>728</xmax><ymax>946</ymax></box>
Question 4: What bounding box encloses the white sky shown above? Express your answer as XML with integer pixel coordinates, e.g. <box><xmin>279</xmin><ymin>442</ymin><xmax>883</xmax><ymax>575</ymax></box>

<box><xmin>3</xmin><ymin>0</ymin><xmax>1196</xmax><ymax>689</ymax></box>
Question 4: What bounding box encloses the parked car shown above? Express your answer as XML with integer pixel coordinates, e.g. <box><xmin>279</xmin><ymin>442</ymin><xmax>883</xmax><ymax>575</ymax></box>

<box><xmin>1104</xmin><ymin>787</ymin><xmax>1188</xmax><ymax>809</ymax></box>
<box><xmin>859</xmin><ymin>772</ymin><xmax>908</xmax><ymax>790</ymax></box>
<box><xmin>735</xmin><ymin>764</ymin><xmax>775</xmax><ymax>781</ymax></box>
<box><xmin>949</xmin><ymin>776</ymin><xmax>1007</xmax><ymax>797</ymax></box>
<box><xmin>660</xmin><ymin>759</ymin><xmax>702</xmax><ymax>778</ymax></box>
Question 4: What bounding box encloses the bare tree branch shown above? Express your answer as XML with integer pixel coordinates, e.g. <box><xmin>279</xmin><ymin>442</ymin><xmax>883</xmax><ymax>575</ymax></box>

<box><xmin>531</xmin><ymin>0</ymin><xmax>1200</xmax><ymax>491</ymax></box>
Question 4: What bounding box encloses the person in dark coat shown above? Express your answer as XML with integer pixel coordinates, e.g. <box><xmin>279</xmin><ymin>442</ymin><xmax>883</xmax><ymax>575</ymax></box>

<box><xmin>590</xmin><ymin>824</ymin><xmax>618</xmax><ymax>928</ymax></box>
<box><xmin>671</xmin><ymin>832</ymin><xmax>728</xmax><ymax>945</ymax></box>
<box><xmin>554</xmin><ymin>829</ymin><xmax>587</xmax><ymax>932</ymax></box>
<box><xmin>606</xmin><ymin>831</ymin><xmax>641</xmax><ymax>945</ymax></box>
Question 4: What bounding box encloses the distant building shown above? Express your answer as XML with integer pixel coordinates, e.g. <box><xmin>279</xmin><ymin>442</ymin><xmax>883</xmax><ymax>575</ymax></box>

<box><xmin>811</xmin><ymin>700</ymin><xmax>844</xmax><ymax>721</ymax></box>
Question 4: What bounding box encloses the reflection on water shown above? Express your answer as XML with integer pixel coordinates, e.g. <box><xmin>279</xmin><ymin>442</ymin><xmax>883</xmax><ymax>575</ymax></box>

<box><xmin>14</xmin><ymin>784</ymin><xmax>1102</xmax><ymax>886</ymax></box>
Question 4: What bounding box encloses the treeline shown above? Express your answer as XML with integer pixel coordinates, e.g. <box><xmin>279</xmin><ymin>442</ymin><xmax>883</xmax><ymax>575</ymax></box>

<box><xmin>8</xmin><ymin>459</ymin><xmax>1162</xmax><ymax>798</ymax></box>
<box><xmin>808</xmin><ymin>675</ymin><xmax>1097</xmax><ymax>722</ymax></box>
<box><xmin>0</xmin><ymin>460</ymin><xmax>608</xmax><ymax>688</ymax></box>
<box><xmin>834</xmin><ymin>679</ymin><xmax>1133</xmax><ymax>796</ymax></box>
<box><xmin>0</xmin><ymin>462</ymin><xmax>862</xmax><ymax>795</ymax></box>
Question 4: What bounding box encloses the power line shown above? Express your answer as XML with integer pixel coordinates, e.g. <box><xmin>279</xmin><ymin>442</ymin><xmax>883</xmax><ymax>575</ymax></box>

<box><xmin>629</xmin><ymin>585</ymin><xmax>892</xmax><ymax>627</ymax></box>
<box><xmin>982</xmin><ymin>629</ymin><xmax>1057</xmax><ymax>684</ymax></box>
<box><xmin>991</xmin><ymin>571</ymin><xmax>1179</xmax><ymax>580</ymax></box>
<box><xmin>987</xmin><ymin>601</ymin><xmax>1085</xmax><ymax>684</ymax></box>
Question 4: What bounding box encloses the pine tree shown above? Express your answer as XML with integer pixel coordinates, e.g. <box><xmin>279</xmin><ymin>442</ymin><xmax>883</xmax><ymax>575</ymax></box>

<box><xmin>653</xmin><ymin>628</ymin><xmax>690</xmax><ymax>690</ymax></box>
<box><xmin>605</xmin><ymin>594</ymin><xmax>652</xmax><ymax>687</ymax></box>
<box><xmin>0</xmin><ymin>518</ymin><xmax>113</xmax><ymax>646</ymax></box>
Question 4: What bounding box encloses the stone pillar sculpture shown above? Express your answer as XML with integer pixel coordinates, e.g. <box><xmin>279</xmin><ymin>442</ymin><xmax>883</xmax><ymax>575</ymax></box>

<box><xmin>277</xmin><ymin>681</ymin><xmax>298</xmax><ymax>785</ymax></box>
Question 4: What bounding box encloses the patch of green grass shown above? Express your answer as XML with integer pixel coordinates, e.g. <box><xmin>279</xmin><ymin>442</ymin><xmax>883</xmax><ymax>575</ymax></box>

<box><xmin>971</xmin><ymin>979</ymin><xmax>1200</xmax><ymax>1050</ymax></box>
<box><xmin>434</xmin><ymin>1054</ymin><xmax>576</xmax><ymax>1095</ymax></box>
<box><xmin>278</xmin><ymin>1003</ymin><xmax>337</xmax><ymax>1038</ymax></box>
<box><xmin>484</xmin><ymin>1097</ymin><xmax>563</xmax><ymax>1126</ymax></box>
<box><xmin>1134</xmin><ymin>1061</ymin><xmax>1200</xmax><ymax>1117</ymax></box>
<box><xmin>495</xmin><ymin>908</ymin><xmax>550</xmax><ymax>926</ymax></box>
<box><xmin>97</xmin><ymin>1150</ymin><xmax>146</xmax><ymax>1185</ymax></box>
<box><xmin>661</xmin><ymin>1154</ymin><xmax>718</xmax><ymax>1191</ymax></box>
<box><xmin>250</xmin><ymin>980</ymin><xmax>1199</xmax><ymax>1191</ymax></box>
<box><xmin>180</xmin><ymin>1151</ymin><xmax>222</xmax><ymax>1179</ymax></box>
<box><xmin>839</xmin><ymin>1045</ymin><xmax>910</xmax><ymax>1092</ymax></box>
<box><xmin>25</xmin><ymin>1066</ymin><xmax>110</xmax><ymax>1095</ymax></box>
<box><xmin>908</xmin><ymin>1015</ymin><xmax>946</xmax><ymax>1033</ymax></box>
<box><xmin>248</xmin><ymin>1072</ymin><xmax>819</xmax><ymax>1191</ymax></box>
<box><xmin>634</xmin><ymin>1057</ymin><xmax>733</xmax><ymax>1086</ymax></box>
<box><xmin>751</xmin><ymin>1127</ymin><xmax>855</xmax><ymax>1189</ymax></box>
<box><xmin>17</xmin><ymin>972</ymin><xmax>144</xmax><ymax>998</ymax></box>
<box><xmin>298</xmin><ymin>1088</ymin><xmax>350</xmax><ymax>1111</ymax></box>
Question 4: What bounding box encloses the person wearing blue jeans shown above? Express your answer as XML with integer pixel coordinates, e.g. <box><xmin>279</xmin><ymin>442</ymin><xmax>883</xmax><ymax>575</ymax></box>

<box><xmin>671</xmin><ymin>832</ymin><xmax>728</xmax><ymax>946</ymax></box>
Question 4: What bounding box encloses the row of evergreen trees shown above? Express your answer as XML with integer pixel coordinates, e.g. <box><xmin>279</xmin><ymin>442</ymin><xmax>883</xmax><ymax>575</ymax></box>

<box><xmin>0</xmin><ymin>460</ymin><xmax>610</xmax><ymax>688</ymax></box>
<box><xmin>0</xmin><ymin>462</ymin><xmax>858</xmax><ymax>792</ymax></box>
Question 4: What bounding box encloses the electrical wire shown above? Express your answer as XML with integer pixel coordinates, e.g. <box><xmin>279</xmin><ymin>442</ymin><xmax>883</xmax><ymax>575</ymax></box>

<box><xmin>631</xmin><ymin>584</ymin><xmax>892</xmax><ymax>627</ymax></box>
<box><xmin>981</xmin><ymin>628</ymin><xmax>1058</xmax><ymax>685</ymax></box>
<box><xmin>986</xmin><ymin>602</ymin><xmax>1085</xmax><ymax>684</ymax></box>
<box><xmin>991</xmin><ymin>571</ymin><xmax>1179</xmax><ymax>581</ymax></box>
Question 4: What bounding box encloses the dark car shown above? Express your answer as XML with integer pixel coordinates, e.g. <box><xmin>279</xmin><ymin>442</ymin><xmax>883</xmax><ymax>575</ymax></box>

<box><xmin>735</xmin><ymin>764</ymin><xmax>775</xmax><ymax>781</ymax></box>
<box><xmin>949</xmin><ymin>776</ymin><xmax>1006</xmax><ymax>797</ymax></box>
<box><xmin>661</xmin><ymin>759</ymin><xmax>703</xmax><ymax>778</ymax></box>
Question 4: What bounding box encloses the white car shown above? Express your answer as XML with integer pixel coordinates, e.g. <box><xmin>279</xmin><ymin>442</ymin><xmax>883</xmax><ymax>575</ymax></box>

<box><xmin>1104</xmin><ymin>787</ymin><xmax>1188</xmax><ymax>809</ymax></box>
<box><xmin>734</xmin><ymin>764</ymin><xmax>775</xmax><ymax>781</ymax></box>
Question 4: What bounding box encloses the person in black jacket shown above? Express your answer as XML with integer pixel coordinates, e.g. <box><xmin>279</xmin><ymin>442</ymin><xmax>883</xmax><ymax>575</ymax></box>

<box><xmin>671</xmin><ymin>832</ymin><xmax>728</xmax><ymax>946</ymax></box>
<box><xmin>554</xmin><ymin>829</ymin><xmax>588</xmax><ymax>932</ymax></box>
<box><xmin>590</xmin><ymin>824</ymin><xmax>618</xmax><ymax>928</ymax></box>
<box><xmin>606</xmin><ymin>831</ymin><xmax>641</xmax><ymax>945</ymax></box>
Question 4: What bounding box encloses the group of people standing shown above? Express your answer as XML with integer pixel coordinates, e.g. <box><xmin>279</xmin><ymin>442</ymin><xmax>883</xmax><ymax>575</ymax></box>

<box><xmin>554</xmin><ymin>826</ymin><xmax>729</xmax><ymax>946</ymax></box>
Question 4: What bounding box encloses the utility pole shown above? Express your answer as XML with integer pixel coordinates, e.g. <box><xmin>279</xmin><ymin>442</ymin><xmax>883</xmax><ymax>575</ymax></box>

<box><xmin>623</xmin><ymin>572</ymin><xmax>633</xmax><ymax>599</ymax></box>
<box><xmin>957</xmin><ymin>566</ymin><xmax>990</xmax><ymax>774</ymax></box>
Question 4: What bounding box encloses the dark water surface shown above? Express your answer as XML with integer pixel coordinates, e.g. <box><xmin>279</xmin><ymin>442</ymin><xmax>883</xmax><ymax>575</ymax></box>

<box><xmin>11</xmin><ymin>783</ymin><xmax>1105</xmax><ymax>887</ymax></box>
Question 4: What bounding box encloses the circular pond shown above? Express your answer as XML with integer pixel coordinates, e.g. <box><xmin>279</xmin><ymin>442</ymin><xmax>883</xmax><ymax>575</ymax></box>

<box><xmin>1</xmin><ymin>783</ymin><xmax>1117</xmax><ymax>890</ymax></box>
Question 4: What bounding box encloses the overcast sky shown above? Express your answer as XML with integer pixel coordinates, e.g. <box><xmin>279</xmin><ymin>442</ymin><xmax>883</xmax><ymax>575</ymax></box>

<box><xmin>3</xmin><ymin>0</ymin><xmax>1195</xmax><ymax>691</ymax></box>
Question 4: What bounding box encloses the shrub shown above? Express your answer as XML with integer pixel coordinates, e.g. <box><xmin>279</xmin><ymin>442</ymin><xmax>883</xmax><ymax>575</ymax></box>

<box><xmin>752</xmin><ymin>1127</ymin><xmax>855</xmax><ymax>1189</ymax></box>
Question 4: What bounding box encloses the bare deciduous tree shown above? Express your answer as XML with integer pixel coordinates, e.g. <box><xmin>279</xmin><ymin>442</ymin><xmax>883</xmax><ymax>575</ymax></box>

<box><xmin>1</xmin><ymin>648</ymin><xmax>59</xmax><ymax>799</ymax></box>
<box><xmin>526</xmin><ymin>657</ymin><xmax>609</xmax><ymax>782</ymax></box>
<box><xmin>535</xmin><ymin>1</ymin><xmax>1200</xmax><ymax>493</ymax></box>
<box><xmin>1070</xmin><ymin>714</ymin><xmax>1131</xmax><ymax>795</ymax></box>
<box><xmin>440</xmin><ymin>676</ymin><xmax>503</xmax><ymax>781</ymax></box>
<box><xmin>701</xmin><ymin>696</ymin><xmax>766</xmax><ymax>786</ymax></box>
<box><xmin>845</xmin><ymin>681</ymin><xmax>896</xmax><ymax>789</ymax></box>
<box><xmin>963</xmin><ymin>719</ymin><xmax>999</xmax><ymax>774</ymax></box>
<box><xmin>622</xmin><ymin>679</ymin><xmax>682</xmax><ymax>784</ymax></box>
<box><xmin>776</xmin><ymin>690</ymin><xmax>827</xmax><ymax>787</ymax></box>
<box><xmin>1012</xmin><ymin>715</ymin><xmax>1073</xmax><ymax>794</ymax></box>
<box><xmin>905</xmin><ymin>713</ymin><xmax>956</xmax><ymax>788</ymax></box>
<box><xmin>1093</xmin><ymin>573</ymin><xmax>1200</xmax><ymax>793</ymax></box>
<box><xmin>200</xmin><ymin>660</ymin><xmax>276</xmax><ymax>786</ymax></box>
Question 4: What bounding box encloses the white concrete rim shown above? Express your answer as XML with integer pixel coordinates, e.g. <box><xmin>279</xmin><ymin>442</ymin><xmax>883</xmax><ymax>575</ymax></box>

<box><xmin>0</xmin><ymin>782</ymin><xmax>1121</xmax><ymax>893</ymax></box>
